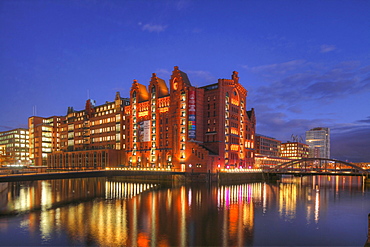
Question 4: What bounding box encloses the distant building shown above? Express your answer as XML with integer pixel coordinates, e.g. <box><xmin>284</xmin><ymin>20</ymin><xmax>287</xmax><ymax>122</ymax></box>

<box><xmin>0</xmin><ymin>128</ymin><xmax>30</xmax><ymax>166</ymax></box>
<box><xmin>255</xmin><ymin>134</ymin><xmax>288</xmax><ymax>169</ymax></box>
<box><xmin>255</xmin><ymin>154</ymin><xmax>292</xmax><ymax>169</ymax></box>
<box><xmin>305</xmin><ymin>127</ymin><xmax>330</xmax><ymax>159</ymax></box>
<box><xmin>47</xmin><ymin>94</ymin><xmax>127</xmax><ymax>169</ymax></box>
<box><xmin>28</xmin><ymin>116</ymin><xmax>63</xmax><ymax>166</ymax></box>
<box><xmin>280</xmin><ymin>142</ymin><xmax>309</xmax><ymax>159</ymax></box>
<box><xmin>353</xmin><ymin>162</ymin><xmax>370</xmax><ymax>170</ymax></box>
<box><xmin>255</xmin><ymin>134</ymin><xmax>281</xmax><ymax>157</ymax></box>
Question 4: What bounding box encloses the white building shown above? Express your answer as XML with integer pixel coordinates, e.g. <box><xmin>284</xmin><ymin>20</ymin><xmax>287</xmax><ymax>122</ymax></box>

<box><xmin>0</xmin><ymin>128</ymin><xmax>30</xmax><ymax>166</ymax></box>
<box><xmin>305</xmin><ymin>127</ymin><xmax>330</xmax><ymax>159</ymax></box>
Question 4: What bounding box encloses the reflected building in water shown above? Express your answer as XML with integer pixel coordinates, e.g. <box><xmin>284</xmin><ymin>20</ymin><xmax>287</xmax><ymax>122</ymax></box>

<box><xmin>0</xmin><ymin>175</ymin><xmax>366</xmax><ymax>246</ymax></box>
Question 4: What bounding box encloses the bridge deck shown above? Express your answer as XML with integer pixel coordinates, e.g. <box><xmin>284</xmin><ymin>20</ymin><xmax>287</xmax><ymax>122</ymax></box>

<box><xmin>264</xmin><ymin>171</ymin><xmax>368</xmax><ymax>177</ymax></box>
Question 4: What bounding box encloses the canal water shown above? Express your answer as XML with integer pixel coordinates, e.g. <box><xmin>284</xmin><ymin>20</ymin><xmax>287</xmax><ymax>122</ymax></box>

<box><xmin>0</xmin><ymin>175</ymin><xmax>369</xmax><ymax>246</ymax></box>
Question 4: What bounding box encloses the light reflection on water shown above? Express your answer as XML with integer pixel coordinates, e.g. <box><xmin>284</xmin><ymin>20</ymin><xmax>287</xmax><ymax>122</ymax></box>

<box><xmin>0</xmin><ymin>175</ymin><xmax>368</xmax><ymax>246</ymax></box>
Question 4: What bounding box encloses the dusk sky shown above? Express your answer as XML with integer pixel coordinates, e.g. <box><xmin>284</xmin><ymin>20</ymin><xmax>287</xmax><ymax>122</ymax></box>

<box><xmin>1</xmin><ymin>0</ymin><xmax>369</xmax><ymax>162</ymax></box>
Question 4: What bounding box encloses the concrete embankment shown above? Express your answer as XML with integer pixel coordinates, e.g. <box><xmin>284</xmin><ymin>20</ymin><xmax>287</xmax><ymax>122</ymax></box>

<box><xmin>0</xmin><ymin>170</ymin><xmax>107</xmax><ymax>182</ymax></box>
<box><xmin>0</xmin><ymin>170</ymin><xmax>269</xmax><ymax>184</ymax></box>
<box><xmin>218</xmin><ymin>172</ymin><xmax>265</xmax><ymax>184</ymax></box>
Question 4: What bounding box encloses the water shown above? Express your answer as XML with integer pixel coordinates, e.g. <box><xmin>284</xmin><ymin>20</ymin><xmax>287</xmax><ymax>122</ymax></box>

<box><xmin>0</xmin><ymin>175</ymin><xmax>369</xmax><ymax>246</ymax></box>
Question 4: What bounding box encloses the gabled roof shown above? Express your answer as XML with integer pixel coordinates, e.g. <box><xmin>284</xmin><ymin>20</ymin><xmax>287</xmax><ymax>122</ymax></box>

<box><xmin>131</xmin><ymin>80</ymin><xmax>149</xmax><ymax>102</ymax></box>
<box><xmin>157</xmin><ymin>77</ymin><xmax>169</xmax><ymax>97</ymax></box>
<box><xmin>172</xmin><ymin>66</ymin><xmax>192</xmax><ymax>87</ymax></box>
<box><xmin>247</xmin><ymin>108</ymin><xmax>256</xmax><ymax>122</ymax></box>
<box><xmin>151</xmin><ymin>73</ymin><xmax>169</xmax><ymax>97</ymax></box>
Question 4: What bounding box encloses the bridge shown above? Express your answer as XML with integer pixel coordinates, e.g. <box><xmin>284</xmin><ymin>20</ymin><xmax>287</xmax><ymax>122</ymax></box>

<box><xmin>263</xmin><ymin>158</ymin><xmax>369</xmax><ymax>178</ymax></box>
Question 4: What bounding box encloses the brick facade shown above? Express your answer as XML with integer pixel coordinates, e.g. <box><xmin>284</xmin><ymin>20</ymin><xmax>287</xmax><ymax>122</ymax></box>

<box><xmin>43</xmin><ymin>66</ymin><xmax>256</xmax><ymax>172</ymax></box>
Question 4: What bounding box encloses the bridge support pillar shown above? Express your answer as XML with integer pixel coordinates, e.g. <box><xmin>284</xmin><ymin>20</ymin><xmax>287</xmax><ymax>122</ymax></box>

<box><xmin>365</xmin><ymin>175</ymin><xmax>370</xmax><ymax>185</ymax></box>
<box><xmin>263</xmin><ymin>173</ymin><xmax>279</xmax><ymax>181</ymax></box>
<box><xmin>366</xmin><ymin>213</ymin><xmax>370</xmax><ymax>247</ymax></box>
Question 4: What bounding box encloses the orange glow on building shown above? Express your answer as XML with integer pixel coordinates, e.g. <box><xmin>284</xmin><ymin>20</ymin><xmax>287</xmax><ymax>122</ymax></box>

<box><xmin>159</xmin><ymin>107</ymin><xmax>169</xmax><ymax>113</ymax></box>
<box><xmin>231</xmin><ymin>98</ymin><xmax>239</xmax><ymax>106</ymax></box>
<box><xmin>40</xmin><ymin>67</ymin><xmax>256</xmax><ymax>172</ymax></box>
<box><xmin>231</xmin><ymin>128</ymin><xmax>239</xmax><ymax>135</ymax></box>
<box><xmin>138</xmin><ymin>111</ymin><xmax>149</xmax><ymax>117</ymax></box>
<box><xmin>230</xmin><ymin>145</ymin><xmax>239</xmax><ymax>151</ymax></box>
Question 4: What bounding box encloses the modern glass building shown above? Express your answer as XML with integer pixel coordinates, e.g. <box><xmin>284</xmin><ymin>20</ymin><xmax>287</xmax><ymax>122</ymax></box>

<box><xmin>305</xmin><ymin>127</ymin><xmax>330</xmax><ymax>159</ymax></box>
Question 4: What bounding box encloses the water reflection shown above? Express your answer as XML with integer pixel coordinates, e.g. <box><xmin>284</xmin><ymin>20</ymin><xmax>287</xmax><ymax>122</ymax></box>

<box><xmin>0</xmin><ymin>175</ymin><xmax>368</xmax><ymax>246</ymax></box>
<box><xmin>0</xmin><ymin>178</ymin><xmax>106</xmax><ymax>214</ymax></box>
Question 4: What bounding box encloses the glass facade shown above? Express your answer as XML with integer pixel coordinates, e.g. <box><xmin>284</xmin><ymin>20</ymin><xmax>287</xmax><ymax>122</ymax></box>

<box><xmin>0</xmin><ymin>128</ymin><xmax>30</xmax><ymax>166</ymax></box>
<box><xmin>305</xmin><ymin>127</ymin><xmax>330</xmax><ymax>159</ymax></box>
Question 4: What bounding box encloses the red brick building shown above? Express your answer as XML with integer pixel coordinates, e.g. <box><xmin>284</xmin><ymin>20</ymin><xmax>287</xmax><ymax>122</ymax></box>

<box><xmin>124</xmin><ymin>67</ymin><xmax>255</xmax><ymax>173</ymax></box>
<box><xmin>45</xmin><ymin>66</ymin><xmax>256</xmax><ymax>172</ymax></box>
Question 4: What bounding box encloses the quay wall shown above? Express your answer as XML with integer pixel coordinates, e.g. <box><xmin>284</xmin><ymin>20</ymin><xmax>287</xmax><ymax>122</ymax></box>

<box><xmin>218</xmin><ymin>172</ymin><xmax>264</xmax><ymax>184</ymax></box>
<box><xmin>0</xmin><ymin>170</ymin><xmax>266</xmax><ymax>183</ymax></box>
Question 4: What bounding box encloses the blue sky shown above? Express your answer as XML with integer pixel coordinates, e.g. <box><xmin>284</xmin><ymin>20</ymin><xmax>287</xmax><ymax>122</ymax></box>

<box><xmin>1</xmin><ymin>0</ymin><xmax>369</xmax><ymax>162</ymax></box>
